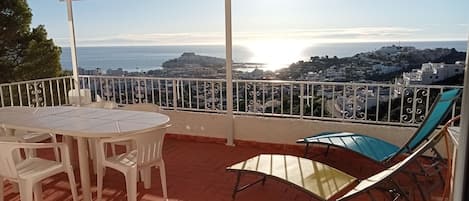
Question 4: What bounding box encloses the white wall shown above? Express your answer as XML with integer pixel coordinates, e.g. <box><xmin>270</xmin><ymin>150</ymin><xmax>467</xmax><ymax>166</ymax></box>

<box><xmin>161</xmin><ymin>110</ymin><xmax>419</xmax><ymax>146</ymax></box>
<box><xmin>161</xmin><ymin>110</ymin><xmax>450</xmax><ymax>157</ymax></box>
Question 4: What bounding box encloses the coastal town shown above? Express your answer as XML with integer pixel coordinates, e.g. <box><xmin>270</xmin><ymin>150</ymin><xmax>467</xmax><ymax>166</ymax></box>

<box><xmin>77</xmin><ymin>45</ymin><xmax>466</xmax><ymax>86</ymax></box>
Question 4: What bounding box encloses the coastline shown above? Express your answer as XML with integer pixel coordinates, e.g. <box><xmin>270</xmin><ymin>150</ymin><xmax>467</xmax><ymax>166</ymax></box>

<box><xmin>60</xmin><ymin>40</ymin><xmax>467</xmax><ymax>72</ymax></box>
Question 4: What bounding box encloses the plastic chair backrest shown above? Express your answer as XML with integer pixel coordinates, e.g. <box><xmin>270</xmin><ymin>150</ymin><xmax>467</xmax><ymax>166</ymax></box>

<box><xmin>119</xmin><ymin>103</ymin><xmax>161</xmax><ymax>113</ymax></box>
<box><xmin>84</xmin><ymin>101</ymin><xmax>119</xmax><ymax>109</ymax></box>
<box><xmin>402</xmin><ymin>88</ymin><xmax>460</xmax><ymax>153</ymax></box>
<box><xmin>68</xmin><ymin>89</ymin><xmax>92</xmax><ymax>105</ymax></box>
<box><xmin>0</xmin><ymin>141</ymin><xmax>21</xmax><ymax>179</ymax></box>
<box><xmin>118</xmin><ymin>103</ymin><xmax>165</xmax><ymax>166</ymax></box>
<box><xmin>133</xmin><ymin>125</ymin><xmax>168</xmax><ymax>167</ymax></box>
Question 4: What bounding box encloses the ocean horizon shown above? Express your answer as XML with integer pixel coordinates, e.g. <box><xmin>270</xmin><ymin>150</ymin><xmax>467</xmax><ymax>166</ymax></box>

<box><xmin>60</xmin><ymin>40</ymin><xmax>467</xmax><ymax>72</ymax></box>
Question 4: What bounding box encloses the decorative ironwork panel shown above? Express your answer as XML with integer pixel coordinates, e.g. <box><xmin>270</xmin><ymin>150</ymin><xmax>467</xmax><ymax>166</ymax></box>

<box><xmin>399</xmin><ymin>87</ymin><xmax>431</xmax><ymax>124</ymax></box>
<box><xmin>29</xmin><ymin>82</ymin><xmax>44</xmax><ymax>107</ymax></box>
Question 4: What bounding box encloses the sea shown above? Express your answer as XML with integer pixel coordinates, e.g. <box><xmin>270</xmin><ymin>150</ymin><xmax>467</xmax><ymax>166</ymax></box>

<box><xmin>60</xmin><ymin>41</ymin><xmax>467</xmax><ymax>73</ymax></box>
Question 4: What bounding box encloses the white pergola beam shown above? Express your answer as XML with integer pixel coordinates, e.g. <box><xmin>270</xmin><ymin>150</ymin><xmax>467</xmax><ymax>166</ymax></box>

<box><xmin>225</xmin><ymin>0</ymin><xmax>234</xmax><ymax>146</ymax></box>
<box><xmin>65</xmin><ymin>0</ymin><xmax>81</xmax><ymax>106</ymax></box>
<box><xmin>453</xmin><ymin>35</ymin><xmax>469</xmax><ymax>201</ymax></box>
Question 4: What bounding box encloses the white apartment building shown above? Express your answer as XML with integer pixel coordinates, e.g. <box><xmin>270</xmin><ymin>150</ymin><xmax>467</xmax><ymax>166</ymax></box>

<box><xmin>402</xmin><ymin>61</ymin><xmax>465</xmax><ymax>85</ymax></box>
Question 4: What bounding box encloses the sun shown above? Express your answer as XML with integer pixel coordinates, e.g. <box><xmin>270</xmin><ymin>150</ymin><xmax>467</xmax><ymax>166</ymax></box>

<box><xmin>244</xmin><ymin>40</ymin><xmax>308</xmax><ymax>71</ymax></box>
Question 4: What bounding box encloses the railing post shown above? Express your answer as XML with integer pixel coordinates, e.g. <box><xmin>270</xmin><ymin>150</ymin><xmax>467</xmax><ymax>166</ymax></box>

<box><xmin>18</xmin><ymin>85</ymin><xmax>23</xmax><ymax>106</ymax></box>
<box><xmin>211</xmin><ymin>81</ymin><xmax>216</xmax><ymax>110</ymax></box>
<box><xmin>33</xmin><ymin>82</ymin><xmax>39</xmax><ymax>107</ymax></box>
<box><xmin>172</xmin><ymin>80</ymin><xmax>178</xmax><ymax>110</ymax></box>
<box><xmin>49</xmin><ymin>80</ymin><xmax>54</xmax><ymax>106</ymax></box>
<box><xmin>300</xmin><ymin>83</ymin><xmax>304</xmax><ymax>119</ymax></box>
<box><xmin>7</xmin><ymin>85</ymin><xmax>12</xmax><ymax>106</ymax></box>
<box><xmin>352</xmin><ymin>85</ymin><xmax>357</xmax><ymax>119</ymax></box>
<box><xmin>253</xmin><ymin>83</ymin><xmax>257</xmax><ymax>112</ymax></box>
<box><xmin>26</xmin><ymin>83</ymin><xmax>31</xmax><ymax>107</ymax></box>
<box><xmin>0</xmin><ymin>86</ymin><xmax>4</xmax><ymax>107</ymax></box>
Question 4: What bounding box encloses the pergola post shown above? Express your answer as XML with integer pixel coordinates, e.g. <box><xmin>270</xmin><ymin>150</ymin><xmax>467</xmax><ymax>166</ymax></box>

<box><xmin>453</xmin><ymin>35</ymin><xmax>469</xmax><ymax>201</ymax></box>
<box><xmin>65</xmin><ymin>0</ymin><xmax>81</xmax><ymax>106</ymax></box>
<box><xmin>64</xmin><ymin>2</ymin><xmax>88</xmax><ymax>201</ymax></box>
<box><xmin>225</xmin><ymin>0</ymin><xmax>234</xmax><ymax>146</ymax></box>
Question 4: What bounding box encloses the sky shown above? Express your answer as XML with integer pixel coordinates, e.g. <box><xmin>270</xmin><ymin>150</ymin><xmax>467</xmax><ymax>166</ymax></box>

<box><xmin>28</xmin><ymin>0</ymin><xmax>469</xmax><ymax>47</ymax></box>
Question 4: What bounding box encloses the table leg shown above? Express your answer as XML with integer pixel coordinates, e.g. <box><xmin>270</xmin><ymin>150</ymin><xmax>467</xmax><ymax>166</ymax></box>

<box><xmin>77</xmin><ymin>137</ymin><xmax>92</xmax><ymax>201</ymax></box>
<box><xmin>63</xmin><ymin>136</ymin><xmax>77</xmax><ymax>168</ymax></box>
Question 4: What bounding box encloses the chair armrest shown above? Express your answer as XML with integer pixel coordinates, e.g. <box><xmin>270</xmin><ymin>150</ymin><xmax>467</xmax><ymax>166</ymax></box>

<box><xmin>6</xmin><ymin>142</ymin><xmax>71</xmax><ymax>164</ymax></box>
<box><xmin>99</xmin><ymin>135</ymin><xmax>135</xmax><ymax>144</ymax></box>
<box><xmin>0</xmin><ymin>136</ymin><xmax>22</xmax><ymax>142</ymax></box>
<box><xmin>99</xmin><ymin>124</ymin><xmax>171</xmax><ymax>144</ymax></box>
<box><xmin>4</xmin><ymin>142</ymin><xmax>67</xmax><ymax>149</ymax></box>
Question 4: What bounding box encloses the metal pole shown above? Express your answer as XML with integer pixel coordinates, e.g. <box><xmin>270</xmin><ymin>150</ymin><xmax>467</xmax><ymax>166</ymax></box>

<box><xmin>66</xmin><ymin>0</ymin><xmax>81</xmax><ymax>106</ymax></box>
<box><xmin>453</xmin><ymin>35</ymin><xmax>469</xmax><ymax>201</ymax></box>
<box><xmin>225</xmin><ymin>0</ymin><xmax>234</xmax><ymax>146</ymax></box>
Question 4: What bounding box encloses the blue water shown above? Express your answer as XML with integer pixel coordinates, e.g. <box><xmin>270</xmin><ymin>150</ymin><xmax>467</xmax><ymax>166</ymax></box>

<box><xmin>60</xmin><ymin>41</ymin><xmax>467</xmax><ymax>72</ymax></box>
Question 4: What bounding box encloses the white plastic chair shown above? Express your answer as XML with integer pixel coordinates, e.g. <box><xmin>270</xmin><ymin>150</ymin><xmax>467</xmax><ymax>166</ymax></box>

<box><xmin>14</xmin><ymin>130</ymin><xmax>60</xmax><ymax>160</ymax></box>
<box><xmin>96</xmin><ymin>124</ymin><xmax>170</xmax><ymax>201</ymax></box>
<box><xmin>0</xmin><ymin>129</ymin><xmax>59</xmax><ymax>161</ymax></box>
<box><xmin>113</xmin><ymin>104</ymin><xmax>162</xmax><ymax>156</ymax></box>
<box><xmin>83</xmin><ymin>101</ymin><xmax>120</xmax><ymax>109</ymax></box>
<box><xmin>67</xmin><ymin>89</ymin><xmax>92</xmax><ymax>105</ymax></box>
<box><xmin>119</xmin><ymin>103</ymin><xmax>162</xmax><ymax>113</ymax></box>
<box><xmin>81</xmin><ymin>101</ymin><xmax>122</xmax><ymax>174</ymax></box>
<box><xmin>0</xmin><ymin>138</ymin><xmax>78</xmax><ymax>201</ymax></box>
<box><xmin>115</xmin><ymin>103</ymin><xmax>163</xmax><ymax>183</ymax></box>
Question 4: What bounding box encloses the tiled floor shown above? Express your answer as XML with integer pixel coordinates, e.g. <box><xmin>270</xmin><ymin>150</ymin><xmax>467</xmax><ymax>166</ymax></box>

<box><xmin>2</xmin><ymin>136</ymin><xmax>446</xmax><ymax>201</ymax></box>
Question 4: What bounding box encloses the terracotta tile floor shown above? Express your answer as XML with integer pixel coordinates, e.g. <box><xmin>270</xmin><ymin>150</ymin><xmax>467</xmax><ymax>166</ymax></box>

<box><xmin>2</xmin><ymin>137</ymin><xmax>447</xmax><ymax>201</ymax></box>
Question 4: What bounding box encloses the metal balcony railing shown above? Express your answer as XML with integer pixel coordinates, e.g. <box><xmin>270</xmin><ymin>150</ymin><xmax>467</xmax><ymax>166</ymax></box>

<box><xmin>0</xmin><ymin>76</ymin><xmax>74</xmax><ymax>107</ymax></box>
<box><xmin>0</xmin><ymin>75</ymin><xmax>463</xmax><ymax>126</ymax></box>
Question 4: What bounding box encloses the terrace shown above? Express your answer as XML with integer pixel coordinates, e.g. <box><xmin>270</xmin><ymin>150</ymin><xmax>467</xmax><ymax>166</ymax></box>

<box><xmin>1</xmin><ymin>0</ymin><xmax>468</xmax><ymax>200</ymax></box>
<box><xmin>0</xmin><ymin>75</ymin><xmax>463</xmax><ymax>201</ymax></box>
<box><xmin>0</xmin><ymin>126</ymin><xmax>449</xmax><ymax>201</ymax></box>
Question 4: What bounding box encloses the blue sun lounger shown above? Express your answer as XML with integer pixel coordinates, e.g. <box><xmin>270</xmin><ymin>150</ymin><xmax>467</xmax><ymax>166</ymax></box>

<box><xmin>228</xmin><ymin>128</ymin><xmax>447</xmax><ymax>201</ymax></box>
<box><xmin>297</xmin><ymin>88</ymin><xmax>460</xmax><ymax>165</ymax></box>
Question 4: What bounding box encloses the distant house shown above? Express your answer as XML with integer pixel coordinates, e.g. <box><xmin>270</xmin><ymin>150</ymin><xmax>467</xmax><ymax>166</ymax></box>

<box><xmin>79</xmin><ymin>67</ymin><xmax>103</xmax><ymax>75</ymax></box>
<box><xmin>324</xmin><ymin>66</ymin><xmax>346</xmax><ymax>81</ymax></box>
<box><xmin>372</xmin><ymin>64</ymin><xmax>401</xmax><ymax>75</ymax></box>
<box><xmin>106</xmin><ymin>68</ymin><xmax>126</xmax><ymax>76</ymax></box>
<box><xmin>402</xmin><ymin>61</ymin><xmax>465</xmax><ymax>85</ymax></box>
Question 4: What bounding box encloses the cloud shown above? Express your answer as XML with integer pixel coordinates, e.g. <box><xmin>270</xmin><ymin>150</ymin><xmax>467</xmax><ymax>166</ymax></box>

<box><xmin>73</xmin><ymin>32</ymin><xmax>225</xmax><ymax>46</ymax></box>
<box><xmin>235</xmin><ymin>27</ymin><xmax>422</xmax><ymax>43</ymax></box>
<box><xmin>63</xmin><ymin>26</ymin><xmax>426</xmax><ymax>46</ymax></box>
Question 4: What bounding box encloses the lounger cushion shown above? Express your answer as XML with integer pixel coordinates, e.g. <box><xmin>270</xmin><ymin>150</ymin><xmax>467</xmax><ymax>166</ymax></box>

<box><xmin>297</xmin><ymin>132</ymin><xmax>400</xmax><ymax>162</ymax></box>
<box><xmin>227</xmin><ymin>154</ymin><xmax>357</xmax><ymax>200</ymax></box>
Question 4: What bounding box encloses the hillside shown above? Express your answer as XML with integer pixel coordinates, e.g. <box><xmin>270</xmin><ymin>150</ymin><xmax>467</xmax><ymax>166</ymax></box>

<box><xmin>162</xmin><ymin>52</ymin><xmax>225</xmax><ymax>68</ymax></box>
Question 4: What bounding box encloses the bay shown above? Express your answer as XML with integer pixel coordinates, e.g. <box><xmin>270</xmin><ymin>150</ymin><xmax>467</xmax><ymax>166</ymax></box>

<box><xmin>60</xmin><ymin>41</ymin><xmax>467</xmax><ymax>72</ymax></box>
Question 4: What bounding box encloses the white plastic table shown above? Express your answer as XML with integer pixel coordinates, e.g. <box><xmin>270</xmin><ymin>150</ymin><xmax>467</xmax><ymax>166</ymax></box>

<box><xmin>0</xmin><ymin>106</ymin><xmax>170</xmax><ymax>201</ymax></box>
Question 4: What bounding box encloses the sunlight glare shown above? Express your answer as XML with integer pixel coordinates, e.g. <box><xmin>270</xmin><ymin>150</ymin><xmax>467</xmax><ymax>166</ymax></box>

<box><xmin>244</xmin><ymin>40</ymin><xmax>309</xmax><ymax>71</ymax></box>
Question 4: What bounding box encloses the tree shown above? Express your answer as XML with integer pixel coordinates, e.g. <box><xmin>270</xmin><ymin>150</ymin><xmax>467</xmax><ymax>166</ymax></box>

<box><xmin>0</xmin><ymin>0</ymin><xmax>61</xmax><ymax>84</ymax></box>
